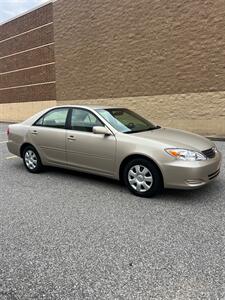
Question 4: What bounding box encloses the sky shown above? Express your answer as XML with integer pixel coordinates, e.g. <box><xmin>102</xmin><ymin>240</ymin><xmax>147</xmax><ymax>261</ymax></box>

<box><xmin>0</xmin><ymin>0</ymin><xmax>50</xmax><ymax>23</ymax></box>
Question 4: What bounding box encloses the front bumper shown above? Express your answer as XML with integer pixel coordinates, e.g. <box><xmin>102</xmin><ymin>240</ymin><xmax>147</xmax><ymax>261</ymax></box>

<box><xmin>162</xmin><ymin>151</ymin><xmax>222</xmax><ymax>189</ymax></box>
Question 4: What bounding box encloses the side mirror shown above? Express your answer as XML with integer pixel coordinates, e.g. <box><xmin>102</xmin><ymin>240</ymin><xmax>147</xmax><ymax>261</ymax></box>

<box><xmin>93</xmin><ymin>126</ymin><xmax>112</xmax><ymax>136</ymax></box>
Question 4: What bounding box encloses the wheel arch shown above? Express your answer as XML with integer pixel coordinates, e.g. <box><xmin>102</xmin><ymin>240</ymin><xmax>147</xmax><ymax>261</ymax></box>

<box><xmin>20</xmin><ymin>143</ymin><xmax>38</xmax><ymax>158</ymax></box>
<box><xmin>119</xmin><ymin>154</ymin><xmax>164</xmax><ymax>186</ymax></box>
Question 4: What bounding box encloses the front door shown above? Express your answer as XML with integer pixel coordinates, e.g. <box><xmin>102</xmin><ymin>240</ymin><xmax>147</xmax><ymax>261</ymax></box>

<box><xmin>66</xmin><ymin>108</ymin><xmax>116</xmax><ymax>176</ymax></box>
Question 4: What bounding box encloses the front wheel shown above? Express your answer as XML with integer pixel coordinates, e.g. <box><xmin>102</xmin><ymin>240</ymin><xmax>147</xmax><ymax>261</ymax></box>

<box><xmin>123</xmin><ymin>158</ymin><xmax>163</xmax><ymax>197</ymax></box>
<box><xmin>22</xmin><ymin>146</ymin><xmax>43</xmax><ymax>173</ymax></box>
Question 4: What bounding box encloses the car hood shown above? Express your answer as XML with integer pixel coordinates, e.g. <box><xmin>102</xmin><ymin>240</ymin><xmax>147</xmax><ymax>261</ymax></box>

<box><xmin>132</xmin><ymin>127</ymin><xmax>214</xmax><ymax>151</ymax></box>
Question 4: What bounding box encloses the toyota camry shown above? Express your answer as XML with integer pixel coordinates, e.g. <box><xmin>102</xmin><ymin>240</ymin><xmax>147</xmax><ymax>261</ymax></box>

<box><xmin>7</xmin><ymin>106</ymin><xmax>222</xmax><ymax>197</ymax></box>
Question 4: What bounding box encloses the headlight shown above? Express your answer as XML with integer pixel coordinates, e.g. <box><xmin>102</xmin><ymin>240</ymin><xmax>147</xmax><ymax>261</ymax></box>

<box><xmin>212</xmin><ymin>146</ymin><xmax>218</xmax><ymax>153</ymax></box>
<box><xmin>165</xmin><ymin>148</ymin><xmax>207</xmax><ymax>161</ymax></box>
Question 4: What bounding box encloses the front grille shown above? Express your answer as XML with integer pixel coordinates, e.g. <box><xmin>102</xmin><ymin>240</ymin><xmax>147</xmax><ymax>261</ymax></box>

<box><xmin>202</xmin><ymin>148</ymin><xmax>216</xmax><ymax>159</ymax></box>
<box><xmin>208</xmin><ymin>169</ymin><xmax>220</xmax><ymax>180</ymax></box>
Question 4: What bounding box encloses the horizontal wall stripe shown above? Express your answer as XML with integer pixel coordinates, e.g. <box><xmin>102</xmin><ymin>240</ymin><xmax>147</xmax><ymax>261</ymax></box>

<box><xmin>0</xmin><ymin>22</ymin><xmax>53</xmax><ymax>44</ymax></box>
<box><xmin>0</xmin><ymin>25</ymin><xmax>54</xmax><ymax>57</ymax></box>
<box><xmin>0</xmin><ymin>45</ymin><xmax>55</xmax><ymax>73</ymax></box>
<box><xmin>0</xmin><ymin>62</ymin><xmax>55</xmax><ymax>76</ymax></box>
<box><xmin>0</xmin><ymin>64</ymin><xmax>55</xmax><ymax>89</ymax></box>
<box><xmin>0</xmin><ymin>42</ymin><xmax>55</xmax><ymax>60</ymax></box>
<box><xmin>0</xmin><ymin>81</ymin><xmax>56</xmax><ymax>91</ymax></box>
<box><xmin>0</xmin><ymin>84</ymin><xmax>56</xmax><ymax>103</ymax></box>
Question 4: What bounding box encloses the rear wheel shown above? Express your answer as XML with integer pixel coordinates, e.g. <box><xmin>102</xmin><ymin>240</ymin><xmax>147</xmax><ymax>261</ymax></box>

<box><xmin>123</xmin><ymin>158</ymin><xmax>163</xmax><ymax>197</ymax></box>
<box><xmin>22</xmin><ymin>146</ymin><xmax>43</xmax><ymax>173</ymax></box>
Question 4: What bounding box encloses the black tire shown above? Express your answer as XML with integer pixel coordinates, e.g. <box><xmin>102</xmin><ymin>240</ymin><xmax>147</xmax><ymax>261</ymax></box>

<box><xmin>123</xmin><ymin>158</ymin><xmax>163</xmax><ymax>197</ymax></box>
<box><xmin>22</xmin><ymin>145</ymin><xmax>43</xmax><ymax>173</ymax></box>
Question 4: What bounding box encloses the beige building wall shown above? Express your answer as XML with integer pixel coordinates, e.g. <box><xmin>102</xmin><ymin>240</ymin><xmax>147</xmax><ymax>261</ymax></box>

<box><xmin>0</xmin><ymin>91</ymin><xmax>224</xmax><ymax>136</ymax></box>
<box><xmin>0</xmin><ymin>1</ymin><xmax>225</xmax><ymax>138</ymax></box>
<box><xmin>1</xmin><ymin>90</ymin><xmax>224</xmax><ymax>137</ymax></box>
<box><xmin>53</xmin><ymin>0</ymin><xmax>225</xmax><ymax>137</ymax></box>
<box><xmin>0</xmin><ymin>100</ymin><xmax>56</xmax><ymax>123</ymax></box>
<box><xmin>57</xmin><ymin>91</ymin><xmax>225</xmax><ymax>137</ymax></box>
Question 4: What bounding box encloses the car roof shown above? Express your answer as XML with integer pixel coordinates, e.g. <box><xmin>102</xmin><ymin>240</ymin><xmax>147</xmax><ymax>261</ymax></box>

<box><xmin>22</xmin><ymin>105</ymin><xmax>126</xmax><ymax>126</ymax></box>
<box><xmin>54</xmin><ymin>105</ymin><xmax>125</xmax><ymax>110</ymax></box>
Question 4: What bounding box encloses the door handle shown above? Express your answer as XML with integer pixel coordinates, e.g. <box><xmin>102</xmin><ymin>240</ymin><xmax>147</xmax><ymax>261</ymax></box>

<box><xmin>31</xmin><ymin>130</ymin><xmax>38</xmax><ymax>135</ymax></box>
<box><xmin>67</xmin><ymin>135</ymin><xmax>76</xmax><ymax>141</ymax></box>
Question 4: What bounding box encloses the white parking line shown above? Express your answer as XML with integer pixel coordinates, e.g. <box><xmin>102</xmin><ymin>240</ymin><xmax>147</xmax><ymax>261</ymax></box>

<box><xmin>0</xmin><ymin>141</ymin><xmax>7</xmax><ymax>144</ymax></box>
<box><xmin>6</xmin><ymin>156</ymin><xmax>17</xmax><ymax>160</ymax></box>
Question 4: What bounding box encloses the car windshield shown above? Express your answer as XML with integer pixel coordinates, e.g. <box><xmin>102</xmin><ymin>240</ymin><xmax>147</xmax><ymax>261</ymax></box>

<box><xmin>96</xmin><ymin>108</ymin><xmax>160</xmax><ymax>133</ymax></box>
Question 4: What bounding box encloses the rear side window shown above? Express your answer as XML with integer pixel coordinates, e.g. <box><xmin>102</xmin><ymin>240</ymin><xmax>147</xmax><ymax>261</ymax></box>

<box><xmin>35</xmin><ymin>108</ymin><xmax>69</xmax><ymax>129</ymax></box>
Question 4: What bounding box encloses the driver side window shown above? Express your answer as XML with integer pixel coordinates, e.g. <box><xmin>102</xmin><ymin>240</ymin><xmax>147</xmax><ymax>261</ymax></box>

<box><xmin>71</xmin><ymin>108</ymin><xmax>103</xmax><ymax>132</ymax></box>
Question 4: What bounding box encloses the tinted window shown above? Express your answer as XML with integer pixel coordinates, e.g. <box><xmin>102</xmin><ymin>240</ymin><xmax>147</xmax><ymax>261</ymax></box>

<box><xmin>71</xmin><ymin>108</ymin><xmax>103</xmax><ymax>132</ymax></box>
<box><xmin>35</xmin><ymin>108</ymin><xmax>69</xmax><ymax>129</ymax></box>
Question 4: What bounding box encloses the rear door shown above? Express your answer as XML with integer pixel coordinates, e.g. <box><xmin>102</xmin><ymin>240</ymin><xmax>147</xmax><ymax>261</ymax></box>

<box><xmin>28</xmin><ymin>107</ymin><xmax>69</xmax><ymax>166</ymax></box>
<box><xmin>66</xmin><ymin>108</ymin><xmax>116</xmax><ymax>176</ymax></box>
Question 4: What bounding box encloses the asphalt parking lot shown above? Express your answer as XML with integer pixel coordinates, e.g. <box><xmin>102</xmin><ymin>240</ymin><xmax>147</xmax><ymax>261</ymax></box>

<box><xmin>0</xmin><ymin>122</ymin><xmax>224</xmax><ymax>300</ymax></box>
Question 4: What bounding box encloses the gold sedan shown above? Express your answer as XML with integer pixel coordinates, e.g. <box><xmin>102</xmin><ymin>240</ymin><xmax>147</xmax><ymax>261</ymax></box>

<box><xmin>7</xmin><ymin>106</ymin><xmax>222</xmax><ymax>197</ymax></box>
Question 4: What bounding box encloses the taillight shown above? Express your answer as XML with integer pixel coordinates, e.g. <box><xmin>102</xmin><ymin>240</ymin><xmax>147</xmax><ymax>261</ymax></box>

<box><xmin>6</xmin><ymin>127</ymin><xmax>10</xmax><ymax>137</ymax></box>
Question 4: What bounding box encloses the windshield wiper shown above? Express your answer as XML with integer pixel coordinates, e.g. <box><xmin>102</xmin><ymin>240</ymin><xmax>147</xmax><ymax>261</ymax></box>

<box><xmin>124</xmin><ymin>125</ymin><xmax>161</xmax><ymax>134</ymax></box>
<box><xmin>150</xmin><ymin>125</ymin><xmax>161</xmax><ymax>130</ymax></box>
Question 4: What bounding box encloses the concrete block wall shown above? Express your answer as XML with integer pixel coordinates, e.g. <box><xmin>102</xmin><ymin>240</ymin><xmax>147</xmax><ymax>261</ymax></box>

<box><xmin>0</xmin><ymin>0</ymin><xmax>224</xmax><ymax>137</ymax></box>
<box><xmin>54</xmin><ymin>0</ymin><xmax>225</xmax><ymax>136</ymax></box>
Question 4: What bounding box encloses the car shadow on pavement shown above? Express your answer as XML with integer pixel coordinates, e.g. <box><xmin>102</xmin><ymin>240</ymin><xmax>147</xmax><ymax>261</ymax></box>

<box><xmin>11</xmin><ymin>162</ymin><xmax>222</xmax><ymax>204</ymax></box>
<box><xmin>162</xmin><ymin>180</ymin><xmax>222</xmax><ymax>204</ymax></box>
<box><xmin>46</xmin><ymin>166</ymin><xmax>123</xmax><ymax>187</ymax></box>
<box><xmin>45</xmin><ymin>166</ymin><xmax>221</xmax><ymax>204</ymax></box>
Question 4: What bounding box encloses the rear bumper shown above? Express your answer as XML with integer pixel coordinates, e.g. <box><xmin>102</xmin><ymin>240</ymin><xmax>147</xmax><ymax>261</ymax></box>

<box><xmin>7</xmin><ymin>141</ymin><xmax>20</xmax><ymax>157</ymax></box>
<box><xmin>162</xmin><ymin>151</ymin><xmax>222</xmax><ymax>189</ymax></box>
